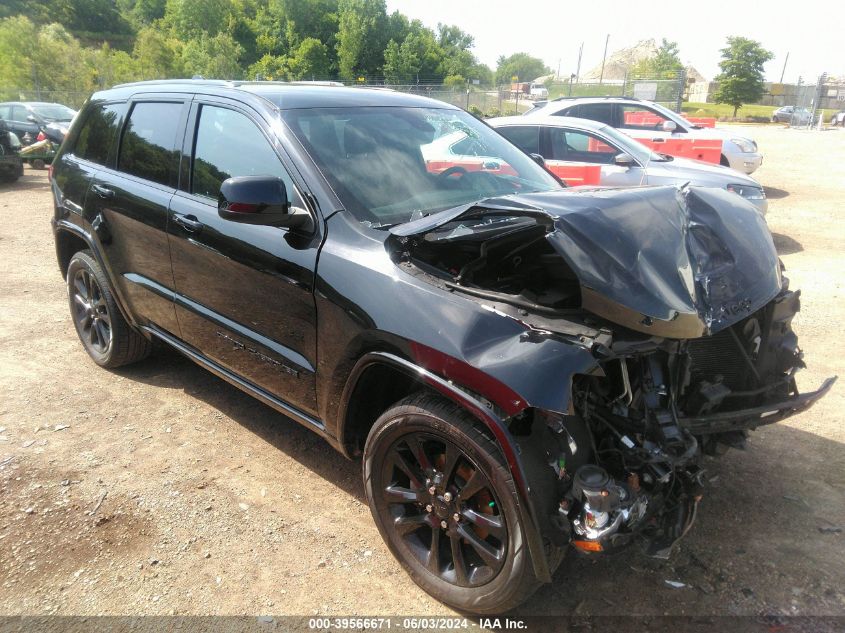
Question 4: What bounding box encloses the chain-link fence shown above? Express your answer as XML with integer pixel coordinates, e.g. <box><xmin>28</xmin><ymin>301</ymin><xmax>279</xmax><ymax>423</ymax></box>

<box><xmin>1</xmin><ymin>70</ymin><xmax>689</xmax><ymax>118</ymax></box>
<box><xmin>0</xmin><ymin>87</ymin><xmax>91</xmax><ymax>109</ymax></box>
<box><xmin>539</xmin><ymin>70</ymin><xmax>687</xmax><ymax>112</ymax></box>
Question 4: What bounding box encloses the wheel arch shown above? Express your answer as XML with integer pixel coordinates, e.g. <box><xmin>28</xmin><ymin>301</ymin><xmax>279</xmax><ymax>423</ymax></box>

<box><xmin>338</xmin><ymin>350</ymin><xmax>553</xmax><ymax>582</ymax></box>
<box><xmin>53</xmin><ymin>221</ymin><xmax>140</xmax><ymax>330</ymax></box>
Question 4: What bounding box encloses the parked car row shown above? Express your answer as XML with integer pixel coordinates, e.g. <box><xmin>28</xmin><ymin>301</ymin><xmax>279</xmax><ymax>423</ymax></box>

<box><xmin>489</xmin><ymin>115</ymin><xmax>768</xmax><ymax>214</ymax></box>
<box><xmin>0</xmin><ymin>101</ymin><xmax>76</xmax><ymax>144</ymax></box>
<box><xmin>50</xmin><ymin>80</ymin><xmax>832</xmax><ymax>614</ymax></box>
<box><xmin>0</xmin><ymin>101</ymin><xmax>77</xmax><ymax>180</ymax></box>
<box><xmin>525</xmin><ymin>96</ymin><xmax>763</xmax><ymax>174</ymax></box>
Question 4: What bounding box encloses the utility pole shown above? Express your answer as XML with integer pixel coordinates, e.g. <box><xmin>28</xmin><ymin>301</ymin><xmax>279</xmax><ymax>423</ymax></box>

<box><xmin>599</xmin><ymin>34</ymin><xmax>610</xmax><ymax>84</ymax></box>
<box><xmin>557</xmin><ymin>58</ymin><xmax>561</xmax><ymax>81</ymax></box>
<box><xmin>575</xmin><ymin>42</ymin><xmax>583</xmax><ymax>84</ymax></box>
<box><xmin>779</xmin><ymin>52</ymin><xmax>789</xmax><ymax>83</ymax></box>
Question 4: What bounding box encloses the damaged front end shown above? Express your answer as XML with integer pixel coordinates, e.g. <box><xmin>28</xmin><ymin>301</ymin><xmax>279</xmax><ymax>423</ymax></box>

<box><xmin>388</xmin><ymin>184</ymin><xmax>835</xmax><ymax>558</ymax></box>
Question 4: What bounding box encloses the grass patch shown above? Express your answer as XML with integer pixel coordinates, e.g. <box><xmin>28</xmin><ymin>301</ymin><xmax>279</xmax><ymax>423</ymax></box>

<box><xmin>683</xmin><ymin>102</ymin><xmax>839</xmax><ymax>123</ymax></box>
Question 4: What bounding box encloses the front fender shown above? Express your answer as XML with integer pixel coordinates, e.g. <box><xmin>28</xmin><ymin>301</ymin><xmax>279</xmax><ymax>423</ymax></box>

<box><xmin>339</xmin><ymin>350</ymin><xmax>555</xmax><ymax>582</ymax></box>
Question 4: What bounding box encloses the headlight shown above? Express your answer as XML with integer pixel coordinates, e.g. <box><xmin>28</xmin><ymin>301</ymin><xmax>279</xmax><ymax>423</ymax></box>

<box><xmin>727</xmin><ymin>183</ymin><xmax>766</xmax><ymax>200</ymax></box>
<box><xmin>731</xmin><ymin>138</ymin><xmax>757</xmax><ymax>153</ymax></box>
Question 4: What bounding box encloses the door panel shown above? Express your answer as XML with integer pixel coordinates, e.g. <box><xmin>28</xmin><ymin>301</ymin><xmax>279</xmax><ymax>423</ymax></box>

<box><xmin>83</xmin><ymin>99</ymin><xmax>187</xmax><ymax>334</ymax></box>
<box><xmin>87</xmin><ymin>173</ymin><xmax>180</xmax><ymax>333</ymax></box>
<box><xmin>168</xmin><ymin>102</ymin><xmax>320</xmax><ymax>414</ymax></box>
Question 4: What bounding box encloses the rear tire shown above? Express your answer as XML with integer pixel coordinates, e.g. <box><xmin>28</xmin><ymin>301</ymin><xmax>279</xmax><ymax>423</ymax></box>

<box><xmin>363</xmin><ymin>392</ymin><xmax>545</xmax><ymax>614</ymax></box>
<box><xmin>67</xmin><ymin>250</ymin><xmax>151</xmax><ymax>368</ymax></box>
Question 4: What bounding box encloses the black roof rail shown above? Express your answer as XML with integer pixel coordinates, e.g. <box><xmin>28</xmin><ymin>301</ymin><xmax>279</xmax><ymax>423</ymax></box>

<box><xmin>112</xmin><ymin>78</ymin><xmax>235</xmax><ymax>89</ymax></box>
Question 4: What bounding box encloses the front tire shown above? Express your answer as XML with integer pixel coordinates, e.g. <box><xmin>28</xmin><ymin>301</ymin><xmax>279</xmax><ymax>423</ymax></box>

<box><xmin>363</xmin><ymin>393</ymin><xmax>543</xmax><ymax>613</ymax></box>
<box><xmin>67</xmin><ymin>250</ymin><xmax>151</xmax><ymax>368</ymax></box>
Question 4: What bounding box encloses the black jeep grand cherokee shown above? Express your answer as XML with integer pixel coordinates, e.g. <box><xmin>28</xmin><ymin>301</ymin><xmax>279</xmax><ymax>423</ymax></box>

<box><xmin>50</xmin><ymin>80</ymin><xmax>833</xmax><ymax>613</ymax></box>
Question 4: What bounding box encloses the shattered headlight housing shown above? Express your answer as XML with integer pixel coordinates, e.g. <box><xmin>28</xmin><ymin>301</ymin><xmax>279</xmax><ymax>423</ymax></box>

<box><xmin>731</xmin><ymin>137</ymin><xmax>757</xmax><ymax>153</ymax></box>
<box><xmin>727</xmin><ymin>183</ymin><xmax>766</xmax><ymax>200</ymax></box>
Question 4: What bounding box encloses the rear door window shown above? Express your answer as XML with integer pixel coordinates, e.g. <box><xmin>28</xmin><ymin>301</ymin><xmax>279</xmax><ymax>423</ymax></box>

<box><xmin>118</xmin><ymin>102</ymin><xmax>183</xmax><ymax>187</ymax></box>
<box><xmin>568</xmin><ymin>103</ymin><xmax>614</xmax><ymax>125</ymax></box>
<box><xmin>73</xmin><ymin>103</ymin><xmax>126</xmax><ymax>166</ymax></box>
<box><xmin>497</xmin><ymin>126</ymin><xmax>540</xmax><ymax>155</ymax></box>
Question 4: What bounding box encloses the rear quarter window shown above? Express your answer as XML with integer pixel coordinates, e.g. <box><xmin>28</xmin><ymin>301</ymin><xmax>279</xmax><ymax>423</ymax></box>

<box><xmin>73</xmin><ymin>103</ymin><xmax>126</xmax><ymax>166</ymax></box>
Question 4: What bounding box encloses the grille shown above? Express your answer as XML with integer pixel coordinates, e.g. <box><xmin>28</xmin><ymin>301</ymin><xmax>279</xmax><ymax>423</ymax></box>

<box><xmin>686</xmin><ymin>328</ymin><xmax>748</xmax><ymax>390</ymax></box>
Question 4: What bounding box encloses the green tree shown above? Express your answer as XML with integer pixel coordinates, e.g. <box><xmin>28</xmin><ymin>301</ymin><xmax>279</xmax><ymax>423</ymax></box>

<box><xmin>288</xmin><ymin>37</ymin><xmax>330</xmax><ymax>79</ymax></box>
<box><xmin>631</xmin><ymin>38</ymin><xmax>683</xmax><ymax>78</ymax></box>
<box><xmin>132</xmin><ymin>26</ymin><xmax>183</xmax><ymax>78</ymax></box>
<box><xmin>495</xmin><ymin>52</ymin><xmax>549</xmax><ymax>86</ymax></box>
<box><xmin>164</xmin><ymin>0</ymin><xmax>233</xmax><ymax>38</ymax></box>
<box><xmin>713</xmin><ymin>36</ymin><xmax>773</xmax><ymax>116</ymax></box>
<box><xmin>0</xmin><ymin>17</ymin><xmax>93</xmax><ymax>95</ymax></box>
<box><xmin>117</xmin><ymin>0</ymin><xmax>167</xmax><ymax>26</ymax></box>
<box><xmin>247</xmin><ymin>53</ymin><xmax>289</xmax><ymax>80</ymax></box>
<box><xmin>336</xmin><ymin>0</ymin><xmax>387</xmax><ymax>79</ymax></box>
<box><xmin>181</xmin><ymin>32</ymin><xmax>243</xmax><ymax>78</ymax></box>
<box><xmin>90</xmin><ymin>43</ymin><xmax>138</xmax><ymax>87</ymax></box>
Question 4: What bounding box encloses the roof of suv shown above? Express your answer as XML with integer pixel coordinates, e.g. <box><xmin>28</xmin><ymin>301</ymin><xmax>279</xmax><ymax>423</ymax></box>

<box><xmin>92</xmin><ymin>80</ymin><xmax>458</xmax><ymax>111</ymax></box>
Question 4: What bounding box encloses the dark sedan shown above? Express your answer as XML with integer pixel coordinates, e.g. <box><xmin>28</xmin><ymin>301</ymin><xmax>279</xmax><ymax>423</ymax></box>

<box><xmin>0</xmin><ymin>101</ymin><xmax>77</xmax><ymax>144</ymax></box>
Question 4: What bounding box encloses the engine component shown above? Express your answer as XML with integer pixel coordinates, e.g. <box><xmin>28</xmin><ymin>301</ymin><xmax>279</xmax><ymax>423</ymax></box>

<box><xmin>567</xmin><ymin>465</ymin><xmax>647</xmax><ymax>548</ymax></box>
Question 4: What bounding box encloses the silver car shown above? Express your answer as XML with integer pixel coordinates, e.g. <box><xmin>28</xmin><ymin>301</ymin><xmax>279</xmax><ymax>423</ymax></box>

<box><xmin>524</xmin><ymin>97</ymin><xmax>763</xmax><ymax>175</ymax></box>
<box><xmin>772</xmin><ymin>106</ymin><xmax>811</xmax><ymax>125</ymax></box>
<box><xmin>490</xmin><ymin>115</ymin><xmax>768</xmax><ymax>214</ymax></box>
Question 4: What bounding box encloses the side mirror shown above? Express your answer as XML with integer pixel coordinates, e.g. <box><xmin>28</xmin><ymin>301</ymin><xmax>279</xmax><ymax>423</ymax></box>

<box><xmin>26</xmin><ymin>114</ymin><xmax>38</xmax><ymax>123</ymax></box>
<box><xmin>529</xmin><ymin>152</ymin><xmax>546</xmax><ymax>167</ymax></box>
<box><xmin>218</xmin><ymin>176</ymin><xmax>312</xmax><ymax>230</ymax></box>
<box><xmin>661</xmin><ymin>120</ymin><xmax>677</xmax><ymax>132</ymax></box>
<box><xmin>614</xmin><ymin>153</ymin><xmax>635</xmax><ymax>168</ymax></box>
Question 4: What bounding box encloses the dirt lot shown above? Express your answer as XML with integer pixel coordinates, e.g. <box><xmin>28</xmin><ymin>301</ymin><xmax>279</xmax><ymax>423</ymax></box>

<box><xmin>0</xmin><ymin>125</ymin><xmax>843</xmax><ymax>619</ymax></box>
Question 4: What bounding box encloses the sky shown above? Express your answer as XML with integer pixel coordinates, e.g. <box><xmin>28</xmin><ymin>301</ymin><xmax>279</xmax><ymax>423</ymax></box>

<box><xmin>385</xmin><ymin>0</ymin><xmax>843</xmax><ymax>84</ymax></box>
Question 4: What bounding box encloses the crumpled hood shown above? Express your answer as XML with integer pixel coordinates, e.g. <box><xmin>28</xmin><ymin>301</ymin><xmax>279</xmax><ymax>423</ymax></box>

<box><xmin>391</xmin><ymin>185</ymin><xmax>782</xmax><ymax>338</ymax></box>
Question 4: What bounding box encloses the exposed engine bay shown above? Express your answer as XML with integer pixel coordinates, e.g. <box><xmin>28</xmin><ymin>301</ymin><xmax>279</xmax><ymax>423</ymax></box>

<box><xmin>388</xmin><ymin>185</ymin><xmax>835</xmax><ymax>556</ymax></box>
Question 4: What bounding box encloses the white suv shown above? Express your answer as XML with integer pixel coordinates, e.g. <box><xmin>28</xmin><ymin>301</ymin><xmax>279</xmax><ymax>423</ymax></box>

<box><xmin>525</xmin><ymin>97</ymin><xmax>763</xmax><ymax>174</ymax></box>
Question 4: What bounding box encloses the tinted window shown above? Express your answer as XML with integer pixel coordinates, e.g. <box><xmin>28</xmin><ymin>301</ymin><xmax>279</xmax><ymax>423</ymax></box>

<box><xmin>11</xmin><ymin>106</ymin><xmax>28</xmax><ymax>122</ymax></box>
<box><xmin>549</xmin><ymin>128</ymin><xmax>619</xmax><ymax>164</ymax></box>
<box><xmin>497</xmin><ymin>126</ymin><xmax>540</xmax><ymax>155</ymax></box>
<box><xmin>74</xmin><ymin>103</ymin><xmax>125</xmax><ymax>166</ymax></box>
<box><xmin>192</xmin><ymin>105</ymin><xmax>298</xmax><ymax>203</ymax></box>
<box><xmin>0</xmin><ymin>105</ymin><xmax>9</xmax><ymax>121</ymax></box>
<box><xmin>118</xmin><ymin>102</ymin><xmax>182</xmax><ymax>186</ymax></box>
<box><xmin>569</xmin><ymin>103</ymin><xmax>614</xmax><ymax>126</ymax></box>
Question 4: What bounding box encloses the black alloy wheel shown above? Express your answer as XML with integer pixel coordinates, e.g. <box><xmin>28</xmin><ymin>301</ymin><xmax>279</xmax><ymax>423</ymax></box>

<box><xmin>66</xmin><ymin>250</ymin><xmax>151</xmax><ymax>368</ymax></box>
<box><xmin>71</xmin><ymin>267</ymin><xmax>112</xmax><ymax>356</ymax></box>
<box><xmin>376</xmin><ymin>430</ymin><xmax>508</xmax><ymax>587</ymax></box>
<box><xmin>364</xmin><ymin>393</ymin><xmax>548</xmax><ymax>613</ymax></box>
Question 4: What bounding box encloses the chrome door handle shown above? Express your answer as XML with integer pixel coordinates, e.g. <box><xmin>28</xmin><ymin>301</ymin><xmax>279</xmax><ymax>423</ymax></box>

<box><xmin>173</xmin><ymin>213</ymin><xmax>203</xmax><ymax>233</ymax></box>
<box><xmin>91</xmin><ymin>184</ymin><xmax>114</xmax><ymax>199</ymax></box>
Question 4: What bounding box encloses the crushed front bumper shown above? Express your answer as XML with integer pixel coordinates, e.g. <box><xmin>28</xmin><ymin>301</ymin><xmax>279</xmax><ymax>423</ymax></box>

<box><xmin>678</xmin><ymin>376</ymin><xmax>837</xmax><ymax>435</ymax></box>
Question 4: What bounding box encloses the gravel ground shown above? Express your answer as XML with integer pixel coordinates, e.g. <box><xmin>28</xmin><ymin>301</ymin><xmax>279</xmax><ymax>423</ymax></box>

<box><xmin>0</xmin><ymin>125</ymin><xmax>843</xmax><ymax>619</ymax></box>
